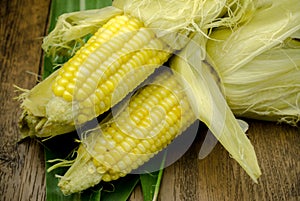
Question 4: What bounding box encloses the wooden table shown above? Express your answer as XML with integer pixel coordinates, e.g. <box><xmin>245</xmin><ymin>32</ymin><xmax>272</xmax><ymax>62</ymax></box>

<box><xmin>1</xmin><ymin>0</ymin><xmax>299</xmax><ymax>200</ymax></box>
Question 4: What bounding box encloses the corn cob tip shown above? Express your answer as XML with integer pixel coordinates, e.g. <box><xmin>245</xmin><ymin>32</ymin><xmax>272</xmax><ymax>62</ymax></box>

<box><xmin>18</xmin><ymin>97</ymin><xmax>76</xmax><ymax>138</ymax></box>
<box><xmin>18</xmin><ymin>111</ymin><xmax>76</xmax><ymax>139</ymax></box>
<box><xmin>57</xmin><ymin>146</ymin><xmax>103</xmax><ymax>195</ymax></box>
<box><xmin>17</xmin><ymin>70</ymin><xmax>77</xmax><ymax>138</ymax></box>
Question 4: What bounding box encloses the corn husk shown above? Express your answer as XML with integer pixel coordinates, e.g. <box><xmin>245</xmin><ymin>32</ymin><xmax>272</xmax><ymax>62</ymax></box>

<box><xmin>42</xmin><ymin>6</ymin><xmax>123</xmax><ymax>58</ymax></box>
<box><xmin>171</xmin><ymin>33</ymin><xmax>261</xmax><ymax>182</ymax></box>
<box><xmin>113</xmin><ymin>0</ymin><xmax>257</xmax><ymax>50</ymax></box>
<box><xmin>206</xmin><ymin>0</ymin><xmax>300</xmax><ymax>126</ymax></box>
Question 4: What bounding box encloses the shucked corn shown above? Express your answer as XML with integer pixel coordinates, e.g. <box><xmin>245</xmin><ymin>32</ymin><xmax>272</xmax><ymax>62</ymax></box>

<box><xmin>51</xmin><ymin>14</ymin><xmax>170</xmax><ymax>124</ymax></box>
<box><xmin>57</xmin><ymin>69</ymin><xmax>196</xmax><ymax>195</ymax></box>
<box><xmin>19</xmin><ymin>14</ymin><xmax>171</xmax><ymax>137</ymax></box>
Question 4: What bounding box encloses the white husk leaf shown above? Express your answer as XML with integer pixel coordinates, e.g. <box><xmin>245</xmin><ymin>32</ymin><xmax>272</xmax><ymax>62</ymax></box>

<box><xmin>171</xmin><ymin>33</ymin><xmax>261</xmax><ymax>182</ymax></box>
<box><xmin>113</xmin><ymin>0</ymin><xmax>258</xmax><ymax>50</ymax></box>
<box><xmin>207</xmin><ymin>0</ymin><xmax>300</xmax><ymax>76</ymax></box>
<box><xmin>42</xmin><ymin>6</ymin><xmax>123</xmax><ymax>57</ymax></box>
<box><xmin>207</xmin><ymin>0</ymin><xmax>300</xmax><ymax>125</ymax></box>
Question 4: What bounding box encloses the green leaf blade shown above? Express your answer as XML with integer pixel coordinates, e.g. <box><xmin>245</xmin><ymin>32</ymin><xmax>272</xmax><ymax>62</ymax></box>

<box><xmin>100</xmin><ymin>175</ymin><xmax>140</xmax><ymax>201</ymax></box>
<box><xmin>140</xmin><ymin>152</ymin><xmax>166</xmax><ymax>201</ymax></box>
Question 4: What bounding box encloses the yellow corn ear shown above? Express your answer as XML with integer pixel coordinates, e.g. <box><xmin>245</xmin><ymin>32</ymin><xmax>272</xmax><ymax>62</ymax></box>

<box><xmin>19</xmin><ymin>14</ymin><xmax>171</xmax><ymax>138</ymax></box>
<box><xmin>57</xmin><ymin>69</ymin><xmax>196</xmax><ymax>195</ymax></box>
<box><xmin>51</xmin><ymin>14</ymin><xmax>170</xmax><ymax>124</ymax></box>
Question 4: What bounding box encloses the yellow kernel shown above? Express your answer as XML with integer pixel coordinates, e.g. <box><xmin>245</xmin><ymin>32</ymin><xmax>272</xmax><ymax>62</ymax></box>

<box><xmin>126</xmin><ymin>137</ymin><xmax>136</xmax><ymax>147</ymax></box>
<box><xmin>92</xmin><ymin>158</ymin><xmax>101</xmax><ymax>167</ymax></box>
<box><xmin>139</xmin><ymin>119</ymin><xmax>151</xmax><ymax>128</ymax></box>
<box><xmin>160</xmin><ymin>101</ymin><xmax>172</xmax><ymax>110</ymax></box>
<box><xmin>77</xmin><ymin>114</ymin><xmax>89</xmax><ymax>123</ymax></box>
<box><xmin>130</xmin><ymin>113</ymin><xmax>141</xmax><ymax>124</ymax></box>
<box><xmin>165</xmin><ymin>131</ymin><xmax>173</xmax><ymax>140</ymax></box>
<box><xmin>58</xmin><ymin>68</ymin><xmax>65</xmax><ymax>76</ymax></box>
<box><xmin>111</xmin><ymin>174</ymin><xmax>120</xmax><ymax>181</ymax></box>
<box><xmin>75</xmin><ymin>89</ymin><xmax>88</xmax><ymax>101</ymax></box>
<box><xmin>66</xmin><ymin>64</ymin><xmax>78</xmax><ymax>72</ymax></box>
<box><xmin>52</xmin><ymin>85</ymin><xmax>65</xmax><ymax>96</ymax></box>
<box><xmin>80</xmin><ymin>98</ymin><xmax>93</xmax><ymax>108</ymax></box>
<box><xmin>62</xmin><ymin>71</ymin><xmax>73</xmax><ymax>79</ymax></box>
<box><xmin>99</xmin><ymin>101</ymin><xmax>106</xmax><ymax>110</ymax></box>
<box><xmin>117</xmin><ymin>161</ymin><xmax>127</xmax><ymax>171</ymax></box>
<box><xmin>94</xmin><ymin>105</ymin><xmax>101</xmax><ymax>115</ymax></box>
<box><xmin>121</xmin><ymin>141</ymin><xmax>131</xmax><ymax>152</ymax></box>
<box><xmin>99</xmin><ymin>85</ymin><xmax>110</xmax><ymax>95</ymax></box>
<box><xmin>141</xmin><ymin>140</ymin><xmax>151</xmax><ymax>149</ymax></box>
<box><xmin>132</xmin><ymin>128</ymin><xmax>144</xmax><ymax>139</ymax></box>
<box><xmin>62</xmin><ymin>91</ymin><xmax>73</xmax><ymax>101</ymax></box>
<box><xmin>66</xmin><ymin>83</ymin><xmax>75</xmax><ymax>92</ymax></box>
<box><xmin>171</xmin><ymin>109</ymin><xmax>181</xmax><ymax>119</ymax></box>
<box><xmin>104</xmin><ymin>154</ymin><xmax>116</xmax><ymax>165</ymax></box>
<box><xmin>166</xmin><ymin>115</ymin><xmax>176</xmax><ymax>125</ymax></box>
<box><xmin>165</xmin><ymin>97</ymin><xmax>177</xmax><ymax>107</ymax></box>
<box><xmin>110</xmin><ymin>149</ymin><xmax>122</xmax><ymax>161</ymax></box>
<box><xmin>150</xmin><ymin>145</ymin><xmax>158</xmax><ymax>153</ymax></box>
<box><xmin>113</xmin><ymin>133</ymin><xmax>124</xmax><ymax>142</ymax></box>
<box><xmin>96</xmin><ymin>165</ymin><xmax>107</xmax><ymax>174</ymax></box>
<box><xmin>57</xmin><ymin>77</ymin><xmax>69</xmax><ymax>87</ymax></box>
<box><xmin>105</xmin><ymin>80</ymin><xmax>115</xmax><ymax>92</ymax></box>
<box><xmin>135</xmin><ymin>157</ymin><xmax>144</xmax><ymax>166</ymax></box>
<box><xmin>102</xmin><ymin>174</ymin><xmax>111</xmax><ymax>182</ymax></box>
<box><xmin>115</xmin><ymin>146</ymin><xmax>126</xmax><ymax>155</ymax></box>
<box><xmin>123</xmin><ymin>155</ymin><xmax>132</xmax><ymax>165</ymax></box>
<box><xmin>137</xmin><ymin>143</ymin><xmax>146</xmax><ymax>153</ymax></box>
<box><xmin>94</xmin><ymin>144</ymin><xmax>107</xmax><ymax>154</ymax></box>
<box><xmin>81</xmin><ymin>83</ymin><xmax>95</xmax><ymax>95</ymax></box>
<box><xmin>95</xmin><ymin>88</ymin><xmax>105</xmax><ymax>100</ymax></box>
<box><xmin>119</xmin><ymin>172</ymin><xmax>126</xmax><ymax>177</ymax></box>
<box><xmin>132</xmin><ymin>55</ymin><xmax>143</xmax><ymax>66</ymax></box>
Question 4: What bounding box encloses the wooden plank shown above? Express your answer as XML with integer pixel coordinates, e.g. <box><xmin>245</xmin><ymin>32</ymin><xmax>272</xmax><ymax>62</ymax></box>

<box><xmin>0</xmin><ymin>0</ymin><xmax>51</xmax><ymax>201</ymax></box>
<box><xmin>156</xmin><ymin>121</ymin><xmax>299</xmax><ymax>201</ymax></box>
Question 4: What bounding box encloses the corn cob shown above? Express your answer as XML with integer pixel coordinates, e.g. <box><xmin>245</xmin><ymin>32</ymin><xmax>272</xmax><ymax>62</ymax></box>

<box><xmin>57</xmin><ymin>69</ymin><xmax>196</xmax><ymax>195</ymax></box>
<box><xmin>19</xmin><ymin>14</ymin><xmax>171</xmax><ymax>138</ymax></box>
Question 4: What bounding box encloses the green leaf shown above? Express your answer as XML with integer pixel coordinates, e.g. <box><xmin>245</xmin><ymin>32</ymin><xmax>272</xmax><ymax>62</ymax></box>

<box><xmin>100</xmin><ymin>175</ymin><xmax>140</xmax><ymax>201</ymax></box>
<box><xmin>140</xmin><ymin>152</ymin><xmax>166</xmax><ymax>201</ymax></box>
<box><xmin>48</xmin><ymin>0</ymin><xmax>112</xmax><ymax>33</ymax></box>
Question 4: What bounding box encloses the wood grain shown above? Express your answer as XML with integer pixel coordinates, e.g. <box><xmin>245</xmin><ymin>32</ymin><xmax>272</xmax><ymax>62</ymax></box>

<box><xmin>0</xmin><ymin>0</ymin><xmax>50</xmax><ymax>201</ymax></box>
<box><xmin>1</xmin><ymin>1</ymin><xmax>299</xmax><ymax>201</ymax></box>
<box><xmin>155</xmin><ymin>121</ymin><xmax>300</xmax><ymax>201</ymax></box>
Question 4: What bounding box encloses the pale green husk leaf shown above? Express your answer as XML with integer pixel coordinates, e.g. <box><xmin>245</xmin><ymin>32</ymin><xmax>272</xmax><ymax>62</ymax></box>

<box><xmin>113</xmin><ymin>0</ymin><xmax>258</xmax><ymax>50</ymax></box>
<box><xmin>207</xmin><ymin>0</ymin><xmax>300</xmax><ymax>125</ymax></box>
<box><xmin>42</xmin><ymin>6</ymin><xmax>123</xmax><ymax>57</ymax></box>
<box><xmin>171</xmin><ymin>33</ymin><xmax>261</xmax><ymax>182</ymax></box>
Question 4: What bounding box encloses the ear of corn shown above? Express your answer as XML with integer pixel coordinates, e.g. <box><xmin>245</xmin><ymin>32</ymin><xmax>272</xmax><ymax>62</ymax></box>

<box><xmin>19</xmin><ymin>14</ymin><xmax>171</xmax><ymax>138</ymax></box>
<box><xmin>56</xmin><ymin>69</ymin><xmax>196</xmax><ymax>195</ymax></box>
